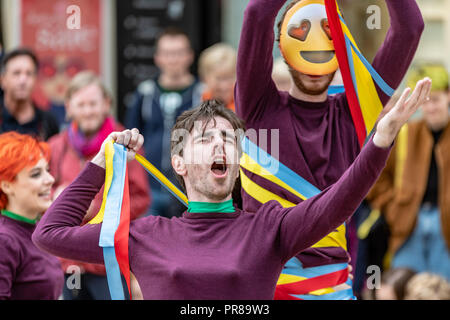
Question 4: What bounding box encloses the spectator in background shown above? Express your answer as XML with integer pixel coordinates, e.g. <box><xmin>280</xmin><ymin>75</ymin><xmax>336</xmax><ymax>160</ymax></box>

<box><xmin>0</xmin><ymin>48</ymin><xmax>59</xmax><ymax>141</ymax></box>
<box><xmin>272</xmin><ymin>57</ymin><xmax>292</xmax><ymax>92</ymax></box>
<box><xmin>404</xmin><ymin>272</ymin><xmax>450</xmax><ymax>300</ymax></box>
<box><xmin>48</xmin><ymin>71</ymin><xmax>150</xmax><ymax>300</ymax></box>
<box><xmin>368</xmin><ymin>267</ymin><xmax>416</xmax><ymax>300</ymax></box>
<box><xmin>0</xmin><ymin>132</ymin><xmax>63</xmax><ymax>299</ymax></box>
<box><xmin>125</xmin><ymin>27</ymin><xmax>202</xmax><ymax>218</ymax></box>
<box><xmin>367</xmin><ymin>64</ymin><xmax>450</xmax><ymax>281</ymax></box>
<box><xmin>198</xmin><ymin>43</ymin><xmax>237</xmax><ymax>112</ymax></box>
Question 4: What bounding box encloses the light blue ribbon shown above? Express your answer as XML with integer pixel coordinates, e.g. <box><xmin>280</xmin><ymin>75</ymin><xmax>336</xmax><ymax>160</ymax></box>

<box><xmin>328</xmin><ymin>85</ymin><xmax>346</xmax><ymax>95</ymax></box>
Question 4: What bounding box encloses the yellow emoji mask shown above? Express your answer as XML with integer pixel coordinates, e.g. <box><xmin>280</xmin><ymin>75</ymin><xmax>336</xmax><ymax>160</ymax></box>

<box><xmin>280</xmin><ymin>0</ymin><xmax>338</xmax><ymax>75</ymax></box>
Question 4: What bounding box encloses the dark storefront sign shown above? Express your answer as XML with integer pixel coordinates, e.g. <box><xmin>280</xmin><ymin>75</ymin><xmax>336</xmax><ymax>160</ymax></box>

<box><xmin>116</xmin><ymin>0</ymin><xmax>221</xmax><ymax>123</ymax></box>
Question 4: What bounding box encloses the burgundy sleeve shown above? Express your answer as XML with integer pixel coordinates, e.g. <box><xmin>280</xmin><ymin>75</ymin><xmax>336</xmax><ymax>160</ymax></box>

<box><xmin>277</xmin><ymin>137</ymin><xmax>392</xmax><ymax>261</ymax></box>
<box><xmin>235</xmin><ymin>0</ymin><xmax>286</xmax><ymax>123</ymax></box>
<box><xmin>32</xmin><ymin>162</ymin><xmax>105</xmax><ymax>264</ymax></box>
<box><xmin>0</xmin><ymin>235</ymin><xmax>19</xmax><ymax>300</ymax></box>
<box><xmin>371</xmin><ymin>0</ymin><xmax>424</xmax><ymax>104</ymax></box>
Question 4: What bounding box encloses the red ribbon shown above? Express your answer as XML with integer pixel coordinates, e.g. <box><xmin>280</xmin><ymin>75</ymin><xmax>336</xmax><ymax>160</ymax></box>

<box><xmin>325</xmin><ymin>0</ymin><xmax>366</xmax><ymax>147</ymax></box>
<box><xmin>274</xmin><ymin>268</ymin><xmax>349</xmax><ymax>300</ymax></box>
<box><xmin>114</xmin><ymin>168</ymin><xmax>132</xmax><ymax>299</ymax></box>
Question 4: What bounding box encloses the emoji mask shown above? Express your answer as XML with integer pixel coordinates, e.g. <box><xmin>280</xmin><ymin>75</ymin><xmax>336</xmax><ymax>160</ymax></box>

<box><xmin>279</xmin><ymin>0</ymin><xmax>338</xmax><ymax>75</ymax></box>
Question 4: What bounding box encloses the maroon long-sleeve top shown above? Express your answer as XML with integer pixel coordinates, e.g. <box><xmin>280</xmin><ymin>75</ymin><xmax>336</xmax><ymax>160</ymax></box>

<box><xmin>33</xmin><ymin>138</ymin><xmax>390</xmax><ymax>299</ymax></box>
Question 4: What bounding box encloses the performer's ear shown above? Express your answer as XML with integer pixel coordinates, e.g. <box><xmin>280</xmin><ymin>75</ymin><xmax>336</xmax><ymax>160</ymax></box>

<box><xmin>172</xmin><ymin>155</ymin><xmax>187</xmax><ymax>177</ymax></box>
<box><xmin>0</xmin><ymin>181</ymin><xmax>13</xmax><ymax>197</ymax></box>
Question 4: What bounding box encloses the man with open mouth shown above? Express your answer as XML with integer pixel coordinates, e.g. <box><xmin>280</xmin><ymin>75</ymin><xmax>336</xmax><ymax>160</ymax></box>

<box><xmin>32</xmin><ymin>78</ymin><xmax>431</xmax><ymax>299</ymax></box>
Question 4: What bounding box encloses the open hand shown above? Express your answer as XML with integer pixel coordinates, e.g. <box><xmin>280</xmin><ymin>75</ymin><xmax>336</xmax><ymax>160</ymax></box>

<box><xmin>373</xmin><ymin>77</ymin><xmax>432</xmax><ymax>148</ymax></box>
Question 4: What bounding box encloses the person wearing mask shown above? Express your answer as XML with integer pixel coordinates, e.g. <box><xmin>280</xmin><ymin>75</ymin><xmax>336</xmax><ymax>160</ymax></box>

<box><xmin>0</xmin><ymin>132</ymin><xmax>63</xmax><ymax>299</ymax></box>
<box><xmin>0</xmin><ymin>48</ymin><xmax>59</xmax><ymax>140</ymax></box>
<box><xmin>367</xmin><ymin>65</ymin><xmax>450</xmax><ymax>281</ymax></box>
<box><xmin>33</xmin><ymin>79</ymin><xmax>431</xmax><ymax>299</ymax></box>
<box><xmin>48</xmin><ymin>70</ymin><xmax>150</xmax><ymax>300</ymax></box>
<box><xmin>125</xmin><ymin>27</ymin><xmax>203</xmax><ymax>218</ymax></box>
<box><xmin>235</xmin><ymin>0</ymin><xmax>424</xmax><ymax>299</ymax></box>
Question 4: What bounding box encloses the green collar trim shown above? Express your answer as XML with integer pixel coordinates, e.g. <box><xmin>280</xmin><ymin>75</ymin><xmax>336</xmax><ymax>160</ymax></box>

<box><xmin>1</xmin><ymin>210</ymin><xmax>37</xmax><ymax>225</ymax></box>
<box><xmin>187</xmin><ymin>200</ymin><xmax>235</xmax><ymax>214</ymax></box>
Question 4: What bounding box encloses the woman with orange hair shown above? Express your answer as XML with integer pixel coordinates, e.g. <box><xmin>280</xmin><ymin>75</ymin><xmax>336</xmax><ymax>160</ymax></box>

<box><xmin>0</xmin><ymin>132</ymin><xmax>63</xmax><ymax>299</ymax></box>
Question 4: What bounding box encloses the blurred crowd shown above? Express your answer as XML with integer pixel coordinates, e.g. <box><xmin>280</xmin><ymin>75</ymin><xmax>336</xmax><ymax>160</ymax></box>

<box><xmin>0</xmin><ymin>25</ymin><xmax>449</xmax><ymax>300</ymax></box>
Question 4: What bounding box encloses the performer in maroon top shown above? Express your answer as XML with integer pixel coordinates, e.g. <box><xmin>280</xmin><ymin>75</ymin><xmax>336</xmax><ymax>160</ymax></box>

<box><xmin>235</xmin><ymin>0</ymin><xmax>424</xmax><ymax>298</ymax></box>
<box><xmin>0</xmin><ymin>132</ymin><xmax>63</xmax><ymax>300</ymax></box>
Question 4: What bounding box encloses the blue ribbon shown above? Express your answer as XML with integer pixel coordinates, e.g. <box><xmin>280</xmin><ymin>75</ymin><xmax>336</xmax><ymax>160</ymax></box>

<box><xmin>328</xmin><ymin>85</ymin><xmax>346</xmax><ymax>95</ymax></box>
<box><xmin>293</xmin><ymin>288</ymin><xmax>355</xmax><ymax>300</ymax></box>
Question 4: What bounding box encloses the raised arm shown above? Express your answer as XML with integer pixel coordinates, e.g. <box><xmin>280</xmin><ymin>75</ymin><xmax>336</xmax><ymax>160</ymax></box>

<box><xmin>366</xmin><ymin>145</ymin><xmax>397</xmax><ymax>212</ymax></box>
<box><xmin>372</xmin><ymin>0</ymin><xmax>424</xmax><ymax>105</ymax></box>
<box><xmin>235</xmin><ymin>0</ymin><xmax>286</xmax><ymax>122</ymax></box>
<box><xmin>278</xmin><ymin>78</ymin><xmax>431</xmax><ymax>261</ymax></box>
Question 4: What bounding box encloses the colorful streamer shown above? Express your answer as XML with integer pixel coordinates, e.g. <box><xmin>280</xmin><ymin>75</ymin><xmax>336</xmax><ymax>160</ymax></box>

<box><xmin>88</xmin><ymin>143</ymin><xmax>188</xmax><ymax>299</ymax></box>
<box><xmin>240</xmin><ymin>136</ymin><xmax>347</xmax><ymax>250</ymax></box>
<box><xmin>88</xmin><ymin>141</ymin><xmax>131</xmax><ymax>300</ymax></box>
<box><xmin>135</xmin><ymin>154</ymin><xmax>188</xmax><ymax>207</ymax></box>
<box><xmin>275</xmin><ymin>258</ymin><xmax>353</xmax><ymax>300</ymax></box>
<box><xmin>239</xmin><ymin>136</ymin><xmax>352</xmax><ymax>299</ymax></box>
<box><xmin>325</xmin><ymin>0</ymin><xmax>394</xmax><ymax>147</ymax></box>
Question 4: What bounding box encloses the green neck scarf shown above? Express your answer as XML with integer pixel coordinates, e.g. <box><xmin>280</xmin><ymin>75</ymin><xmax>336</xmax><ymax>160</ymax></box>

<box><xmin>187</xmin><ymin>199</ymin><xmax>235</xmax><ymax>214</ymax></box>
<box><xmin>1</xmin><ymin>210</ymin><xmax>37</xmax><ymax>225</ymax></box>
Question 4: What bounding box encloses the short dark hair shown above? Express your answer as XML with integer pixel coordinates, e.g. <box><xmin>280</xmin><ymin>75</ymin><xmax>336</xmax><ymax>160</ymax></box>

<box><xmin>170</xmin><ymin>100</ymin><xmax>246</xmax><ymax>191</ymax></box>
<box><xmin>155</xmin><ymin>26</ymin><xmax>192</xmax><ymax>49</ymax></box>
<box><xmin>0</xmin><ymin>47</ymin><xmax>39</xmax><ymax>74</ymax></box>
<box><xmin>276</xmin><ymin>0</ymin><xmax>303</xmax><ymax>43</ymax></box>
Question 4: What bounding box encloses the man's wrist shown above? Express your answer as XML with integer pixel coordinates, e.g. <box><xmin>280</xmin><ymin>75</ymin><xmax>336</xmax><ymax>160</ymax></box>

<box><xmin>91</xmin><ymin>153</ymin><xmax>106</xmax><ymax>169</ymax></box>
<box><xmin>373</xmin><ymin>132</ymin><xmax>393</xmax><ymax>149</ymax></box>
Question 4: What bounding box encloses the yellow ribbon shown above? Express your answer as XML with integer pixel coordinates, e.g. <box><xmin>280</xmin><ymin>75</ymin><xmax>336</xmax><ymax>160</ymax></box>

<box><xmin>135</xmin><ymin>154</ymin><xmax>189</xmax><ymax>206</ymax></box>
<box><xmin>89</xmin><ymin>141</ymin><xmax>115</xmax><ymax>225</ymax></box>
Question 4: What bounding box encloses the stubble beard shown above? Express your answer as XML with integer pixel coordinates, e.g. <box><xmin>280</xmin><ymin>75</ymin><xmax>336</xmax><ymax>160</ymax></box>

<box><xmin>289</xmin><ymin>68</ymin><xmax>335</xmax><ymax>96</ymax></box>
<box><xmin>189</xmin><ymin>164</ymin><xmax>239</xmax><ymax>202</ymax></box>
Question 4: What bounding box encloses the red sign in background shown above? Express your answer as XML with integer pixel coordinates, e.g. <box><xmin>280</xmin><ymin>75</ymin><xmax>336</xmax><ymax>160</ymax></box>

<box><xmin>21</xmin><ymin>0</ymin><xmax>102</xmax><ymax>108</ymax></box>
